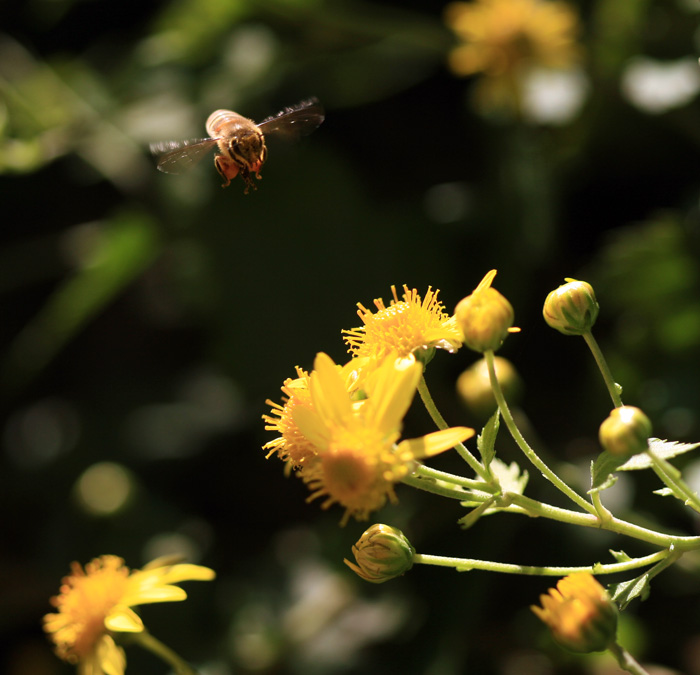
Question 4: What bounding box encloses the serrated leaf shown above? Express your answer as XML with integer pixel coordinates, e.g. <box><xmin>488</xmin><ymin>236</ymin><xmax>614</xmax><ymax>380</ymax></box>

<box><xmin>608</xmin><ymin>549</ymin><xmax>633</xmax><ymax>563</ymax></box>
<box><xmin>608</xmin><ymin>573</ymin><xmax>652</xmax><ymax>610</ymax></box>
<box><xmin>618</xmin><ymin>438</ymin><xmax>700</xmax><ymax>470</ymax></box>
<box><xmin>653</xmin><ymin>487</ymin><xmax>674</xmax><ymax>497</ymax></box>
<box><xmin>457</xmin><ymin>498</ymin><xmax>495</xmax><ymax>529</ymax></box>
<box><xmin>590</xmin><ymin>452</ymin><xmax>626</xmax><ymax>491</ymax></box>
<box><xmin>490</xmin><ymin>458</ymin><xmax>528</xmax><ymax>495</ymax></box>
<box><xmin>476</xmin><ymin>411</ymin><xmax>499</xmax><ymax>468</ymax></box>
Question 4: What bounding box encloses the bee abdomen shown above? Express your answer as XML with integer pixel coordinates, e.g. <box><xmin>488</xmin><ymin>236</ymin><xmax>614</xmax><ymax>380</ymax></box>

<box><xmin>206</xmin><ymin>109</ymin><xmax>252</xmax><ymax>137</ymax></box>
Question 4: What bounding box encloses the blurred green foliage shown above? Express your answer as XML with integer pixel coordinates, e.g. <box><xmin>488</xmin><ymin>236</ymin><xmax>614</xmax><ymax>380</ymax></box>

<box><xmin>1</xmin><ymin>0</ymin><xmax>700</xmax><ymax>673</ymax></box>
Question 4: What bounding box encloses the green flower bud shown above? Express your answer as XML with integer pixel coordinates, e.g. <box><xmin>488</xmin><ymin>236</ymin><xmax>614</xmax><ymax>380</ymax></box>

<box><xmin>532</xmin><ymin>573</ymin><xmax>618</xmax><ymax>653</ymax></box>
<box><xmin>599</xmin><ymin>406</ymin><xmax>652</xmax><ymax>459</ymax></box>
<box><xmin>456</xmin><ymin>356</ymin><xmax>522</xmax><ymax>418</ymax></box>
<box><xmin>455</xmin><ymin>270</ymin><xmax>516</xmax><ymax>353</ymax></box>
<box><xmin>543</xmin><ymin>278</ymin><xmax>599</xmax><ymax>335</ymax></box>
<box><xmin>344</xmin><ymin>524</ymin><xmax>415</xmax><ymax>583</ymax></box>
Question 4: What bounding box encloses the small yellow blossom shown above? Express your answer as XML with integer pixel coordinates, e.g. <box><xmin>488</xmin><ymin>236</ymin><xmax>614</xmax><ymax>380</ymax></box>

<box><xmin>445</xmin><ymin>0</ymin><xmax>581</xmax><ymax>112</ymax></box>
<box><xmin>457</xmin><ymin>355</ymin><xmax>522</xmax><ymax>418</ymax></box>
<box><xmin>345</xmin><ymin>524</ymin><xmax>415</xmax><ymax>583</ymax></box>
<box><xmin>531</xmin><ymin>572</ymin><xmax>618</xmax><ymax>653</ymax></box>
<box><xmin>543</xmin><ymin>278</ymin><xmax>599</xmax><ymax>335</ymax></box>
<box><xmin>343</xmin><ymin>286</ymin><xmax>463</xmax><ymax>363</ymax></box>
<box><xmin>599</xmin><ymin>406</ymin><xmax>652</xmax><ymax>459</ymax></box>
<box><xmin>455</xmin><ymin>270</ymin><xmax>519</xmax><ymax>352</ymax></box>
<box><xmin>294</xmin><ymin>352</ymin><xmax>474</xmax><ymax>524</ymax></box>
<box><xmin>43</xmin><ymin>555</ymin><xmax>215</xmax><ymax>675</ymax></box>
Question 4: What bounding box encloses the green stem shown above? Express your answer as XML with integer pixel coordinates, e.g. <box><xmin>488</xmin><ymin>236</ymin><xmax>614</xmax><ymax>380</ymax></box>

<box><xmin>507</xmin><ymin>492</ymin><xmax>700</xmax><ymax>550</ymax></box>
<box><xmin>647</xmin><ymin>450</ymin><xmax>700</xmax><ymax>515</ymax></box>
<box><xmin>413</xmin><ymin>549</ymin><xmax>669</xmax><ymax>576</ymax></box>
<box><xmin>129</xmin><ymin>631</ymin><xmax>198</xmax><ymax>675</ymax></box>
<box><xmin>417</xmin><ymin>375</ymin><xmax>489</xmax><ymax>480</ymax></box>
<box><xmin>583</xmin><ymin>331</ymin><xmax>624</xmax><ymax>408</ymax></box>
<box><xmin>607</xmin><ymin>641</ymin><xmax>651</xmax><ymax>675</ymax></box>
<box><xmin>591</xmin><ymin>490</ymin><xmax>613</xmax><ymax>524</ymax></box>
<box><xmin>413</xmin><ymin>463</ymin><xmax>490</xmax><ymax>490</ymax></box>
<box><xmin>483</xmin><ymin>350</ymin><xmax>596</xmax><ymax>515</ymax></box>
<box><xmin>402</xmin><ymin>468</ymin><xmax>488</xmax><ymax>501</ymax></box>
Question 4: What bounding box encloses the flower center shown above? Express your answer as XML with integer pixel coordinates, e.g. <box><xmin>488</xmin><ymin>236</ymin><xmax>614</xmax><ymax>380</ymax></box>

<box><xmin>322</xmin><ymin>446</ymin><xmax>376</xmax><ymax>504</ymax></box>
<box><xmin>46</xmin><ymin>557</ymin><xmax>129</xmax><ymax>661</ymax></box>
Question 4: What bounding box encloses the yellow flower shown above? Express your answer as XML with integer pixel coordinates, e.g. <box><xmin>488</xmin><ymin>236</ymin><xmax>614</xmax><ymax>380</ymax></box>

<box><xmin>342</xmin><ymin>286</ymin><xmax>463</xmax><ymax>363</ymax></box>
<box><xmin>263</xmin><ymin>359</ymin><xmax>368</xmax><ymax>468</ymax></box>
<box><xmin>294</xmin><ymin>352</ymin><xmax>474</xmax><ymax>524</ymax></box>
<box><xmin>445</xmin><ymin>0</ymin><xmax>581</xmax><ymax>111</ymax></box>
<box><xmin>455</xmin><ymin>270</ymin><xmax>519</xmax><ymax>352</ymax></box>
<box><xmin>43</xmin><ymin>555</ymin><xmax>215</xmax><ymax>675</ymax></box>
<box><xmin>531</xmin><ymin>572</ymin><xmax>618</xmax><ymax>653</ymax></box>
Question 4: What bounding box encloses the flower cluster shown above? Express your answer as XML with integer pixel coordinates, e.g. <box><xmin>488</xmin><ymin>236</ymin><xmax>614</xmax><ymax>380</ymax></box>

<box><xmin>263</xmin><ymin>284</ymin><xmax>491</xmax><ymax>524</ymax></box>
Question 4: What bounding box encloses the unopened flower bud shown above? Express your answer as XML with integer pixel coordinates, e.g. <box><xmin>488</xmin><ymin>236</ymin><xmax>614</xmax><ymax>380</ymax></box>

<box><xmin>543</xmin><ymin>278</ymin><xmax>599</xmax><ymax>335</ymax></box>
<box><xmin>532</xmin><ymin>573</ymin><xmax>618</xmax><ymax>653</ymax></box>
<box><xmin>344</xmin><ymin>524</ymin><xmax>414</xmax><ymax>583</ymax></box>
<box><xmin>455</xmin><ymin>270</ymin><xmax>515</xmax><ymax>353</ymax></box>
<box><xmin>457</xmin><ymin>356</ymin><xmax>522</xmax><ymax>418</ymax></box>
<box><xmin>599</xmin><ymin>406</ymin><xmax>651</xmax><ymax>458</ymax></box>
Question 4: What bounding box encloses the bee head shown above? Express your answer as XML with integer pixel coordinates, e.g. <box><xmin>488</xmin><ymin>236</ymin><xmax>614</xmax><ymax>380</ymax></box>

<box><xmin>229</xmin><ymin>130</ymin><xmax>267</xmax><ymax>171</ymax></box>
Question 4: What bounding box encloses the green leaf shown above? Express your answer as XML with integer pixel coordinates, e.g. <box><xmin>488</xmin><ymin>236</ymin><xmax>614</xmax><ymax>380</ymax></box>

<box><xmin>476</xmin><ymin>411</ymin><xmax>499</xmax><ymax>468</ymax></box>
<box><xmin>590</xmin><ymin>452</ymin><xmax>626</xmax><ymax>492</ymax></box>
<box><xmin>608</xmin><ymin>549</ymin><xmax>633</xmax><ymax>563</ymax></box>
<box><xmin>618</xmin><ymin>438</ymin><xmax>700</xmax><ymax>470</ymax></box>
<box><xmin>653</xmin><ymin>487</ymin><xmax>674</xmax><ymax>497</ymax></box>
<box><xmin>608</xmin><ymin>572</ymin><xmax>652</xmax><ymax>611</ymax></box>
<box><xmin>490</xmin><ymin>458</ymin><xmax>528</xmax><ymax>496</ymax></box>
<box><xmin>457</xmin><ymin>497</ymin><xmax>495</xmax><ymax>529</ymax></box>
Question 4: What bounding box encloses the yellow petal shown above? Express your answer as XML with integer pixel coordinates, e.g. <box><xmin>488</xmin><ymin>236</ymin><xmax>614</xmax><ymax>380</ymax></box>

<box><xmin>364</xmin><ymin>356</ymin><xmax>421</xmax><ymax>434</ymax></box>
<box><xmin>310</xmin><ymin>353</ymin><xmax>353</xmax><ymax>425</ymax></box>
<box><xmin>292</xmin><ymin>404</ymin><xmax>328</xmax><ymax>449</ymax></box>
<box><xmin>95</xmin><ymin>635</ymin><xmax>126</xmax><ymax>675</ymax></box>
<box><xmin>399</xmin><ymin>427</ymin><xmax>475</xmax><ymax>459</ymax></box>
<box><xmin>121</xmin><ymin>584</ymin><xmax>187</xmax><ymax>606</ymax></box>
<box><xmin>474</xmin><ymin>269</ymin><xmax>498</xmax><ymax>292</ymax></box>
<box><xmin>155</xmin><ymin>563</ymin><xmax>216</xmax><ymax>584</ymax></box>
<box><xmin>104</xmin><ymin>606</ymin><xmax>144</xmax><ymax>632</ymax></box>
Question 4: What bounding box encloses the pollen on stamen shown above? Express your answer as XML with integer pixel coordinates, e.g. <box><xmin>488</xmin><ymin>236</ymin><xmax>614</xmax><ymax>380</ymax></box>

<box><xmin>343</xmin><ymin>285</ymin><xmax>463</xmax><ymax>361</ymax></box>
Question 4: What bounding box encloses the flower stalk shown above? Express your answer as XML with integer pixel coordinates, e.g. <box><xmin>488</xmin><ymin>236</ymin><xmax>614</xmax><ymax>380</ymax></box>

<box><xmin>128</xmin><ymin>631</ymin><xmax>198</xmax><ymax>675</ymax></box>
<box><xmin>413</xmin><ymin>549</ymin><xmax>669</xmax><ymax>576</ymax></box>
<box><xmin>484</xmin><ymin>349</ymin><xmax>597</xmax><ymax>514</ymax></box>
<box><xmin>417</xmin><ymin>375</ymin><xmax>489</xmax><ymax>480</ymax></box>
<box><xmin>607</xmin><ymin>642</ymin><xmax>651</xmax><ymax>675</ymax></box>
<box><xmin>583</xmin><ymin>331</ymin><xmax>624</xmax><ymax>408</ymax></box>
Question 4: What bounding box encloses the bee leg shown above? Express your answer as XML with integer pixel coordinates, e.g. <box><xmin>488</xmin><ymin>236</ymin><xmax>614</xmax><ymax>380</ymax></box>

<box><xmin>240</xmin><ymin>168</ymin><xmax>257</xmax><ymax>195</ymax></box>
<box><xmin>214</xmin><ymin>156</ymin><xmax>239</xmax><ymax>188</ymax></box>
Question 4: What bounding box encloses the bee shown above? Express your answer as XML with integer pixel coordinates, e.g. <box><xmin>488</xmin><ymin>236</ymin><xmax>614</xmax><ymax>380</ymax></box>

<box><xmin>150</xmin><ymin>98</ymin><xmax>324</xmax><ymax>193</ymax></box>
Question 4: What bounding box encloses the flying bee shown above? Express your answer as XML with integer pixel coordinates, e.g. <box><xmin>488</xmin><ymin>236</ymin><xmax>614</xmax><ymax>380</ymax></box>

<box><xmin>150</xmin><ymin>98</ymin><xmax>324</xmax><ymax>193</ymax></box>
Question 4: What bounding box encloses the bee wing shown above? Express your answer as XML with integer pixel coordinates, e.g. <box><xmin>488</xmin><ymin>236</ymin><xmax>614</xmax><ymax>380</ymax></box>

<box><xmin>150</xmin><ymin>138</ymin><xmax>219</xmax><ymax>174</ymax></box>
<box><xmin>257</xmin><ymin>98</ymin><xmax>325</xmax><ymax>140</ymax></box>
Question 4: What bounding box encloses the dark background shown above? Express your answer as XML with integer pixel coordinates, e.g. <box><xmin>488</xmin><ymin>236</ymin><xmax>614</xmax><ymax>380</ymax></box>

<box><xmin>2</xmin><ymin>0</ymin><xmax>700</xmax><ymax>673</ymax></box>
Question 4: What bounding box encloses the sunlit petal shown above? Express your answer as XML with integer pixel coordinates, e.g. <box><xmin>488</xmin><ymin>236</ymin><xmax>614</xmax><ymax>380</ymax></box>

<box><xmin>399</xmin><ymin>427</ymin><xmax>475</xmax><ymax>459</ymax></box>
<box><xmin>104</xmin><ymin>606</ymin><xmax>144</xmax><ymax>633</ymax></box>
<box><xmin>309</xmin><ymin>353</ymin><xmax>353</xmax><ymax>424</ymax></box>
